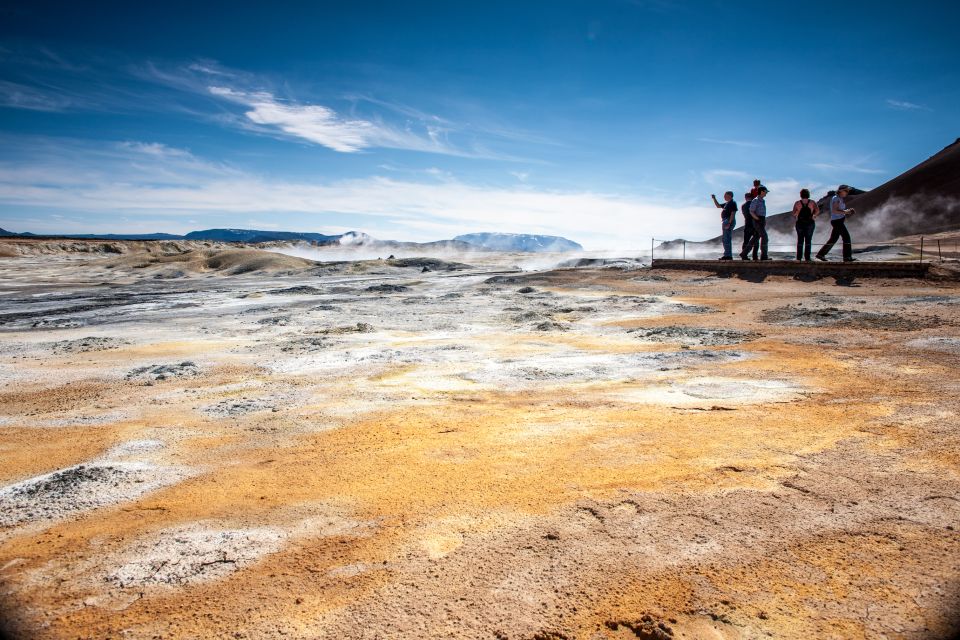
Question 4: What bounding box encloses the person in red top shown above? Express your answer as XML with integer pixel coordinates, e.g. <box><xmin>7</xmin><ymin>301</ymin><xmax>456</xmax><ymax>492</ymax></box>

<box><xmin>749</xmin><ymin>179</ymin><xmax>762</xmax><ymax>199</ymax></box>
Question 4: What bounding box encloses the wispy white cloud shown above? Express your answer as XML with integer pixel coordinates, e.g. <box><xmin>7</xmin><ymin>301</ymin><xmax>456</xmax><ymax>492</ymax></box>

<box><xmin>702</xmin><ymin>169</ymin><xmax>751</xmax><ymax>187</ymax></box>
<box><xmin>205</xmin><ymin>85</ymin><xmax>525</xmax><ymax>159</ymax></box>
<box><xmin>209</xmin><ymin>86</ymin><xmax>385</xmax><ymax>153</ymax></box>
<box><xmin>0</xmin><ymin>79</ymin><xmax>73</xmax><ymax>112</ymax></box>
<box><xmin>0</xmin><ymin>137</ymin><xmax>715</xmax><ymax>248</ymax></box>
<box><xmin>697</xmin><ymin>137</ymin><xmax>761</xmax><ymax>148</ymax></box>
<box><xmin>885</xmin><ymin>99</ymin><xmax>931</xmax><ymax>112</ymax></box>
<box><xmin>809</xmin><ymin>162</ymin><xmax>886</xmax><ymax>175</ymax></box>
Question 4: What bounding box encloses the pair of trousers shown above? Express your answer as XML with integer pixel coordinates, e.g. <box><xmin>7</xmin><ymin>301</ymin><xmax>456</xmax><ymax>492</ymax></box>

<box><xmin>817</xmin><ymin>218</ymin><xmax>852</xmax><ymax>260</ymax></box>
<box><xmin>743</xmin><ymin>217</ymin><xmax>768</xmax><ymax>259</ymax></box>
<box><xmin>795</xmin><ymin>220</ymin><xmax>815</xmax><ymax>260</ymax></box>
<box><xmin>740</xmin><ymin>221</ymin><xmax>759</xmax><ymax>259</ymax></box>
<box><xmin>721</xmin><ymin>220</ymin><xmax>734</xmax><ymax>257</ymax></box>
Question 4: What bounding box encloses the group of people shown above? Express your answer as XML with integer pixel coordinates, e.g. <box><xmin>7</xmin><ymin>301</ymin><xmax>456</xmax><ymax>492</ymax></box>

<box><xmin>710</xmin><ymin>179</ymin><xmax>857</xmax><ymax>262</ymax></box>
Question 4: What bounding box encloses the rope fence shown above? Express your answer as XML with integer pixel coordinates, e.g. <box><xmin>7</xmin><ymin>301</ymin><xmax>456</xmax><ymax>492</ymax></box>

<box><xmin>648</xmin><ymin>237</ymin><xmax>959</xmax><ymax>264</ymax></box>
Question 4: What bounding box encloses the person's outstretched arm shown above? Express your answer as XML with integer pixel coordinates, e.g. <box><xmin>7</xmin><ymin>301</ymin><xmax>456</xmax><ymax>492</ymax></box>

<box><xmin>711</xmin><ymin>194</ymin><xmax>723</xmax><ymax>208</ymax></box>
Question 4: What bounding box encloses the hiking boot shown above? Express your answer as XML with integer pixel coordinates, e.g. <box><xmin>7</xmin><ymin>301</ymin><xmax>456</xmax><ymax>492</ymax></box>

<box><xmin>843</xmin><ymin>257</ymin><xmax>857</xmax><ymax>262</ymax></box>
<box><xmin>759</xmin><ymin>256</ymin><xmax>772</xmax><ymax>261</ymax></box>
<box><xmin>739</xmin><ymin>255</ymin><xmax>750</xmax><ymax>261</ymax></box>
<box><xmin>719</xmin><ymin>256</ymin><xmax>732</xmax><ymax>260</ymax></box>
<box><xmin>816</xmin><ymin>255</ymin><xmax>828</xmax><ymax>262</ymax></box>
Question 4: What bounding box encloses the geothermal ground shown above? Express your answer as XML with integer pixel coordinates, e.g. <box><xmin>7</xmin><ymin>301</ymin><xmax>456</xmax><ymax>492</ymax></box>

<box><xmin>1</xmin><ymin>242</ymin><xmax>959</xmax><ymax>639</ymax></box>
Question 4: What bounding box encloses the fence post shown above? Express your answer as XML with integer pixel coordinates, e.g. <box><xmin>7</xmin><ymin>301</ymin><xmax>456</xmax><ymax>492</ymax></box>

<box><xmin>683</xmin><ymin>240</ymin><xmax>686</xmax><ymax>260</ymax></box>
<box><xmin>919</xmin><ymin>237</ymin><xmax>924</xmax><ymax>264</ymax></box>
<box><xmin>651</xmin><ymin>237</ymin><xmax>654</xmax><ymax>262</ymax></box>
<box><xmin>938</xmin><ymin>240</ymin><xmax>942</xmax><ymax>262</ymax></box>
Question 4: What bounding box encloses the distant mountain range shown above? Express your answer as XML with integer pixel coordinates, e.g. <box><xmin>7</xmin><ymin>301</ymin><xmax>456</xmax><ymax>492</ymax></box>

<box><xmin>0</xmin><ymin>227</ymin><xmax>583</xmax><ymax>253</ymax></box>
<box><xmin>454</xmin><ymin>232</ymin><xmax>583</xmax><ymax>253</ymax></box>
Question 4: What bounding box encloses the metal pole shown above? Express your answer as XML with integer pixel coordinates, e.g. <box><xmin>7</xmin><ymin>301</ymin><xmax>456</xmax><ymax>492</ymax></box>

<box><xmin>651</xmin><ymin>237</ymin><xmax>654</xmax><ymax>262</ymax></box>
<box><xmin>919</xmin><ymin>237</ymin><xmax>924</xmax><ymax>264</ymax></box>
<box><xmin>683</xmin><ymin>240</ymin><xmax>686</xmax><ymax>260</ymax></box>
<box><xmin>938</xmin><ymin>240</ymin><xmax>942</xmax><ymax>262</ymax></box>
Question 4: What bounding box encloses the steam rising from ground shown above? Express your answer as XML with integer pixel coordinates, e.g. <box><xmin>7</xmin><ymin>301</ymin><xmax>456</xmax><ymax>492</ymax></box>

<box><xmin>270</xmin><ymin>242</ymin><xmax>652</xmax><ymax>272</ymax></box>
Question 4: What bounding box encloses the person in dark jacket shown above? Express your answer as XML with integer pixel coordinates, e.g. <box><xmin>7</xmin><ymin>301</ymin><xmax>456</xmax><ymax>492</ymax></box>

<box><xmin>739</xmin><ymin>192</ymin><xmax>758</xmax><ymax>260</ymax></box>
<box><xmin>791</xmin><ymin>188</ymin><xmax>819</xmax><ymax>261</ymax></box>
<box><xmin>711</xmin><ymin>191</ymin><xmax>738</xmax><ymax>260</ymax></box>
<box><xmin>744</xmin><ymin>185</ymin><xmax>770</xmax><ymax>260</ymax></box>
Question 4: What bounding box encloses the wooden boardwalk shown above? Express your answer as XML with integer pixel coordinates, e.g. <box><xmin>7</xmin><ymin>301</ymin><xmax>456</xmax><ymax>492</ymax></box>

<box><xmin>651</xmin><ymin>258</ymin><xmax>930</xmax><ymax>278</ymax></box>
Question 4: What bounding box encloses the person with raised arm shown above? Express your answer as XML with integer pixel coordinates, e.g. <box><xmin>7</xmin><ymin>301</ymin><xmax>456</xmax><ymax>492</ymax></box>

<box><xmin>710</xmin><ymin>191</ymin><xmax>738</xmax><ymax>260</ymax></box>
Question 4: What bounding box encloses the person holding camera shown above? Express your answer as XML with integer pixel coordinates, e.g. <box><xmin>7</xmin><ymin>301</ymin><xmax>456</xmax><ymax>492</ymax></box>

<box><xmin>816</xmin><ymin>185</ymin><xmax>856</xmax><ymax>262</ymax></box>
<box><xmin>711</xmin><ymin>191</ymin><xmax>738</xmax><ymax>260</ymax></box>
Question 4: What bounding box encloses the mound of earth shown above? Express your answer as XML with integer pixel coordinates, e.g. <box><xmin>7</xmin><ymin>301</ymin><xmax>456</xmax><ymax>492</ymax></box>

<box><xmin>628</xmin><ymin>326</ymin><xmax>760</xmax><ymax>346</ymax></box>
<box><xmin>761</xmin><ymin>305</ymin><xmax>946</xmax><ymax>330</ymax></box>
<box><xmin>386</xmin><ymin>257</ymin><xmax>472</xmax><ymax>271</ymax></box>
<box><xmin>100</xmin><ymin>247</ymin><xmax>319</xmax><ymax>276</ymax></box>
<box><xmin>125</xmin><ymin>362</ymin><xmax>200</xmax><ymax>382</ymax></box>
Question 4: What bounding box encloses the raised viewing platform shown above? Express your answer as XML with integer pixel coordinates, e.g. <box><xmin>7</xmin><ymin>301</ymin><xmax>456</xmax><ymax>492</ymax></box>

<box><xmin>651</xmin><ymin>258</ymin><xmax>930</xmax><ymax>279</ymax></box>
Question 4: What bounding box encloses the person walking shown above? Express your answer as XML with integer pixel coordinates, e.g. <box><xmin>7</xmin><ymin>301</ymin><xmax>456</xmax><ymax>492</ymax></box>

<box><xmin>711</xmin><ymin>191</ymin><xmax>738</xmax><ymax>260</ymax></box>
<box><xmin>744</xmin><ymin>185</ymin><xmax>770</xmax><ymax>260</ymax></box>
<box><xmin>816</xmin><ymin>185</ymin><xmax>856</xmax><ymax>262</ymax></box>
<box><xmin>739</xmin><ymin>192</ymin><xmax>759</xmax><ymax>260</ymax></box>
<box><xmin>792</xmin><ymin>188</ymin><xmax>819</xmax><ymax>261</ymax></box>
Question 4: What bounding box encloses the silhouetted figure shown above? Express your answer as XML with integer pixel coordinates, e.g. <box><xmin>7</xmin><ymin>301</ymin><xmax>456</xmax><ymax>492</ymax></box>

<box><xmin>792</xmin><ymin>188</ymin><xmax>819</xmax><ymax>261</ymax></box>
<box><xmin>744</xmin><ymin>185</ymin><xmax>770</xmax><ymax>260</ymax></box>
<box><xmin>739</xmin><ymin>192</ymin><xmax>759</xmax><ymax>260</ymax></box>
<box><xmin>816</xmin><ymin>185</ymin><xmax>856</xmax><ymax>262</ymax></box>
<box><xmin>711</xmin><ymin>191</ymin><xmax>737</xmax><ymax>260</ymax></box>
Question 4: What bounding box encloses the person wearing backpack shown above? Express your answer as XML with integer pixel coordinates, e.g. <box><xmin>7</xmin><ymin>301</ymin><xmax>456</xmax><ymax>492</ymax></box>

<box><xmin>738</xmin><ymin>192</ymin><xmax>759</xmax><ymax>260</ymax></box>
<box><xmin>711</xmin><ymin>190</ymin><xmax>738</xmax><ymax>260</ymax></box>
<box><xmin>791</xmin><ymin>188</ymin><xmax>820</xmax><ymax>261</ymax></box>
<box><xmin>816</xmin><ymin>184</ymin><xmax>856</xmax><ymax>262</ymax></box>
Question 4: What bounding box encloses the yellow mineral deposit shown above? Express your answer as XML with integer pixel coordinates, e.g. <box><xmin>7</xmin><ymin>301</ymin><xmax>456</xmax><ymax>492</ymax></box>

<box><xmin>0</xmin><ymin>240</ymin><xmax>958</xmax><ymax>639</ymax></box>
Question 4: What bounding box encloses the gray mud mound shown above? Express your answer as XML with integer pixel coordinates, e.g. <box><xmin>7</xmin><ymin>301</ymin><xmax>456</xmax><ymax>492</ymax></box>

<box><xmin>905</xmin><ymin>336</ymin><xmax>960</xmax><ymax>354</ymax></box>
<box><xmin>365</xmin><ymin>284</ymin><xmax>410</xmax><ymax>293</ymax></box>
<box><xmin>386</xmin><ymin>257</ymin><xmax>471</xmax><ymax>271</ymax></box>
<box><xmin>202</xmin><ymin>397</ymin><xmax>281</xmax><ymax>417</ymax></box>
<box><xmin>279</xmin><ymin>336</ymin><xmax>329</xmax><ymax>353</ymax></box>
<box><xmin>628</xmin><ymin>326</ymin><xmax>760</xmax><ymax>347</ymax></box>
<box><xmin>0</xmin><ymin>463</ymin><xmax>184</xmax><ymax>528</ymax></box>
<box><xmin>30</xmin><ymin>317</ymin><xmax>85</xmax><ymax>329</ymax></box>
<box><xmin>50</xmin><ymin>336</ymin><xmax>128</xmax><ymax>354</ymax></box>
<box><xmin>266</xmin><ymin>285</ymin><xmax>323</xmax><ymax>295</ymax></box>
<box><xmin>126</xmin><ymin>361</ymin><xmax>200</xmax><ymax>382</ymax></box>
<box><xmin>535</xmin><ymin>321</ymin><xmax>569</xmax><ymax>331</ymax></box>
<box><xmin>106</xmin><ymin>524</ymin><xmax>286</xmax><ymax>588</ymax></box>
<box><xmin>761</xmin><ymin>305</ymin><xmax>945</xmax><ymax>331</ymax></box>
<box><xmin>256</xmin><ymin>315</ymin><xmax>291</xmax><ymax>326</ymax></box>
<box><xmin>316</xmin><ymin>322</ymin><xmax>374</xmax><ymax>335</ymax></box>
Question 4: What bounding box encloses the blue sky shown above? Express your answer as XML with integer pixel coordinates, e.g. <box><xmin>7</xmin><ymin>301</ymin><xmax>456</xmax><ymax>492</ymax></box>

<box><xmin>1</xmin><ymin>0</ymin><xmax>958</xmax><ymax>248</ymax></box>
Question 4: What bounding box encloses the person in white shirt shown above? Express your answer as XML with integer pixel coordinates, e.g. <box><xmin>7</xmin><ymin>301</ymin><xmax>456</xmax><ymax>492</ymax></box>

<box><xmin>816</xmin><ymin>185</ymin><xmax>856</xmax><ymax>262</ymax></box>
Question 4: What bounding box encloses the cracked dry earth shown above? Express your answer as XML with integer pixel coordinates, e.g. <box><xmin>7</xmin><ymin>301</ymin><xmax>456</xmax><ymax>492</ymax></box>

<box><xmin>1</xmin><ymin>250</ymin><xmax>959</xmax><ymax>640</ymax></box>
